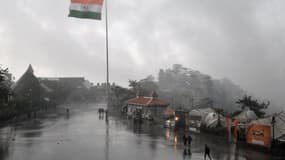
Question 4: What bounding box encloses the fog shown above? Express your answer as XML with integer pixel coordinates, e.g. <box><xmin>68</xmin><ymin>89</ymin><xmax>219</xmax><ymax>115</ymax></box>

<box><xmin>0</xmin><ymin>0</ymin><xmax>284</xmax><ymax>110</ymax></box>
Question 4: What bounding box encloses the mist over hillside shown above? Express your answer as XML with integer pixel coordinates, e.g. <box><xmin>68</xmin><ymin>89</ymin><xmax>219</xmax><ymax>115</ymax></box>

<box><xmin>154</xmin><ymin>64</ymin><xmax>245</xmax><ymax>112</ymax></box>
<box><xmin>106</xmin><ymin>64</ymin><xmax>275</xmax><ymax>114</ymax></box>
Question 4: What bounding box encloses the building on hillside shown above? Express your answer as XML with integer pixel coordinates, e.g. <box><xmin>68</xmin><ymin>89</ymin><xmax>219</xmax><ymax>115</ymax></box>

<box><xmin>38</xmin><ymin>77</ymin><xmax>91</xmax><ymax>103</ymax></box>
<box><xmin>12</xmin><ymin>64</ymin><xmax>53</xmax><ymax>108</ymax></box>
<box><xmin>38</xmin><ymin>77</ymin><xmax>87</xmax><ymax>89</ymax></box>
<box><xmin>12</xmin><ymin>64</ymin><xmax>41</xmax><ymax>101</ymax></box>
<box><xmin>125</xmin><ymin>91</ymin><xmax>169</xmax><ymax>122</ymax></box>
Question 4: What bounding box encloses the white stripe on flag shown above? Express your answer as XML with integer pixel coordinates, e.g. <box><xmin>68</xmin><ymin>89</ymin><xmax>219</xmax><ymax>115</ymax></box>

<box><xmin>70</xmin><ymin>3</ymin><xmax>102</xmax><ymax>13</ymax></box>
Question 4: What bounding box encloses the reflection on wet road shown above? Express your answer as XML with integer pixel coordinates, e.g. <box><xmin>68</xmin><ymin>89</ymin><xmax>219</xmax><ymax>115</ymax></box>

<box><xmin>0</xmin><ymin>104</ymin><xmax>274</xmax><ymax>160</ymax></box>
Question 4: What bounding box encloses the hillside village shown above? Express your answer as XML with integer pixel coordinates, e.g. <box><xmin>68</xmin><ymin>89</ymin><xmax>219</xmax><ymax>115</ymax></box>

<box><xmin>0</xmin><ymin>64</ymin><xmax>284</xmax><ymax>154</ymax></box>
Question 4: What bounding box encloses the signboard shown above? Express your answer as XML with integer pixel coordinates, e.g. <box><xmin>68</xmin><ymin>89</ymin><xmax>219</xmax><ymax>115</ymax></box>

<box><xmin>246</xmin><ymin>124</ymin><xmax>271</xmax><ymax>148</ymax></box>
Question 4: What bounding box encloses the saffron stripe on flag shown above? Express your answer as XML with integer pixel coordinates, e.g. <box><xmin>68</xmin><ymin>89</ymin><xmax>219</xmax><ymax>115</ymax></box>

<box><xmin>69</xmin><ymin>0</ymin><xmax>103</xmax><ymax>20</ymax></box>
<box><xmin>71</xmin><ymin>0</ymin><xmax>103</xmax><ymax>5</ymax></box>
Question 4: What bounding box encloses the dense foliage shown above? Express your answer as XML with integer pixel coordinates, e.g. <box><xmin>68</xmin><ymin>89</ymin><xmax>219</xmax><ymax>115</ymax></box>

<box><xmin>236</xmin><ymin>95</ymin><xmax>270</xmax><ymax>117</ymax></box>
<box><xmin>0</xmin><ymin>66</ymin><xmax>11</xmax><ymax>104</ymax></box>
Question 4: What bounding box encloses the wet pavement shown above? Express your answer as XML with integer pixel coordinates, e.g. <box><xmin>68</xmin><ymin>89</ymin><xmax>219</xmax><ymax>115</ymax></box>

<box><xmin>0</xmin><ymin>103</ymin><xmax>275</xmax><ymax>160</ymax></box>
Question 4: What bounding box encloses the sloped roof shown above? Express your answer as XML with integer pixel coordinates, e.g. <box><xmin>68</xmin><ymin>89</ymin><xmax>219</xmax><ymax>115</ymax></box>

<box><xmin>234</xmin><ymin>110</ymin><xmax>257</xmax><ymax>122</ymax></box>
<box><xmin>12</xmin><ymin>64</ymin><xmax>40</xmax><ymax>92</ymax></box>
<box><xmin>12</xmin><ymin>64</ymin><xmax>53</xmax><ymax>95</ymax></box>
<box><xmin>26</xmin><ymin>64</ymin><xmax>34</xmax><ymax>73</ymax></box>
<box><xmin>127</xmin><ymin>96</ymin><xmax>169</xmax><ymax>107</ymax></box>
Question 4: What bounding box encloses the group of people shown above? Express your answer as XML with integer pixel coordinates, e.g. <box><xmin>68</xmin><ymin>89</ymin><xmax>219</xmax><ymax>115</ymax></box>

<box><xmin>182</xmin><ymin>134</ymin><xmax>212</xmax><ymax>160</ymax></box>
<box><xmin>182</xmin><ymin>134</ymin><xmax>192</xmax><ymax>156</ymax></box>
<box><xmin>98</xmin><ymin>108</ymin><xmax>108</xmax><ymax>120</ymax></box>
<box><xmin>182</xmin><ymin>134</ymin><xmax>192</xmax><ymax>146</ymax></box>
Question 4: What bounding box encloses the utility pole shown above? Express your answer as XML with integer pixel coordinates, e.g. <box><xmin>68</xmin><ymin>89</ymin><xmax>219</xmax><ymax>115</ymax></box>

<box><xmin>271</xmin><ymin>116</ymin><xmax>276</xmax><ymax>144</ymax></box>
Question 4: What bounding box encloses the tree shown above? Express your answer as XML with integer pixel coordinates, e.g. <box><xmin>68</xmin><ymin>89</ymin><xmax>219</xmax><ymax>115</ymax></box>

<box><xmin>236</xmin><ymin>95</ymin><xmax>270</xmax><ymax>117</ymax></box>
<box><xmin>128</xmin><ymin>80</ymin><xmax>138</xmax><ymax>90</ymax></box>
<box><xmin>110</xmin><ymin>85</ymin><xmax>133</xmax><ymax>106</ymax></box>
<box><xmin>0</xmin><ymin>66</ymin><xmax>11</xmax><ymax>104</ymax></box>
<box><xmin>128</xmin><ymin>75</ymin><xmax>158</xmax><ymax>97</ymax></box>
<box><xmin>128</xmin><ymin>80</ymin><xmax>140</xmax><ymax>96</ymax></box>
<box><xmin>138</xmin><ymin>75</ymin><xmax>158</xmax><ymax>95</ymax></box>
<box><xmin>0</xmin><ymin>66</ymin><xmax>9</xmax><ymax>82</ymax></box>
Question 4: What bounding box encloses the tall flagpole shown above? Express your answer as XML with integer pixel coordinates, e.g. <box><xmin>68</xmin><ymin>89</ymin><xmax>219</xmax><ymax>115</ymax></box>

<box><xmin>104</xmin><ymin>2</ymin><xmax>110</xmax><ymax>159</ymax></box>
<box><xmin>105</xmin><ymin>0</ymin><xmax>109</xmax><ymax>108</ymax></box>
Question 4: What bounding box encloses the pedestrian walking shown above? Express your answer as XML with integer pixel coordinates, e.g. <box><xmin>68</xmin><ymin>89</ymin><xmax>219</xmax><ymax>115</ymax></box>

<box><xmin>98</xmin><ymin>108</ymin><xmax>105</xmax><ymax>120</ymax></box>
<box><xmin>187</xmin><ymin>135</ymin><xmax>192</xmax><ymax>155</ymax></box>
<box><xmin>204</xmin><ymin>144</ymin><xmax>212</xmax><ymax>160</ymax></box>
<box><xmin>105</xmin><ymin>109</ymin><xmax>109</xmax><ymax>121</ymax></box>
<box><xmin>188</xmin><ymin>135</ymin><xmax>192</xmax><ymax>146</ymax></box>
<box><xmin>182</xmin><ymin>135</ymin><xmax>188</xmax><ymax>146</ymax></box>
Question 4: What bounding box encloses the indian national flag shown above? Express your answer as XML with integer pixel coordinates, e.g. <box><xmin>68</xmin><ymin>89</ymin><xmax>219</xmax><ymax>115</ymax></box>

<box><xmin>69</xmin><ymin>0</ymin><xmax>104</xmax><ymax>20</ymax></box>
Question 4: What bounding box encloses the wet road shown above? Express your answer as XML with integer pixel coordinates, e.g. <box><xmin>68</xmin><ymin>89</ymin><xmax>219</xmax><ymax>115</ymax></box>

<box><xmin>0</xmin><ymin>104</ymin><xmax>274</xmax><ymax>160</ymax></box>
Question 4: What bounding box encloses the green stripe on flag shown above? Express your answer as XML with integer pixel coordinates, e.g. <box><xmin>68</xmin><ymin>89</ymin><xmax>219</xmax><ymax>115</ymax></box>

<box><xmin>69</xmin><ymin>10</ymin><xmax>102</xmax><ymax>20</ymax></box>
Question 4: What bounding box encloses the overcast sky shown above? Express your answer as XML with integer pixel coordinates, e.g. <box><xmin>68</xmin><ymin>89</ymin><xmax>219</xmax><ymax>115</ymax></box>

<box><xmin>0</xmin><ymin>0</ymin><xmax>284</xmax><ymax>109</ymax></box>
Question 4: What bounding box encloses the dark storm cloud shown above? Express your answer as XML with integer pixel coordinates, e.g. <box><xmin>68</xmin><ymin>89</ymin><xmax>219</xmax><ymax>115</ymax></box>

<box><xmin>0</xmin><ymin>0</ymin><xmax>285</xmax><ymax>109</ymax></box>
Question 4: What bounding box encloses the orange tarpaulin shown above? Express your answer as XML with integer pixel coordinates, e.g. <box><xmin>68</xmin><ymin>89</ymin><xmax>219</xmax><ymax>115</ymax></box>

<box><xmin>246</xmin><ymin>124</ymin><xmax>271</xmax><ymax>148</ymax></box>
<box><xmin>226</xmin><ymin>117</ymin><xmax>231</xmax><ymax>136</ymax></box>
<box><xmin>233</xmin><ymin>119</ymin><xmax>239</xmax><ymax>138</ymax></box>
<box><xmin>226</xmin><ymin>118</ymin><xmax>230</xmax><ymax>128</ymax></box>
<box><xmin>164</xmin><ymin>108</ymin><xmax>175</xmax><ymax>116</ymax></box>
